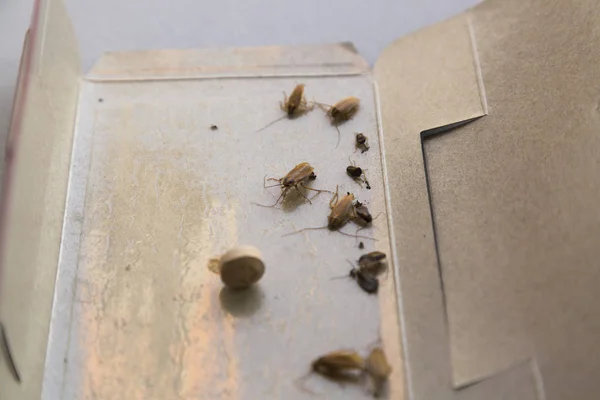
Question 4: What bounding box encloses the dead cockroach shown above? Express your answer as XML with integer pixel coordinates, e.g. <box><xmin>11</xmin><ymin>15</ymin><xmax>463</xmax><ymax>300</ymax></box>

<box><xmin>284</xmin><ymin>187</ymin><xmax>375</xmax><ymax>239</ymax></box>
<box><xmin>255</xmin><ymin>162</ymin><xmax>328</xmax><ymax>208</ymax></box>
<box><xmin>332</xmin><ymin>259</ymin><xmax>380</xmax><ymax>294</ymax></box>
<box><xmin>317</xmin><ymin>96</ymin><xmax>360</xmax><ymax>147</ymax></box>
<box><xmin>350</xmin><ymin>268</ymin><xmax>379</xmax><ymax>294</ymax></box>
<box><xmin>0</xmin><ymin>321</ymin><xmax>21</xmax><ymax>383</ymax></box>
<box><xmin>257</xmin><ymin>84</ymin><xmax>314</xmax><ymax>131</ymax></box>
<box><xmin>365</xmin><ymin>347</ymin><xmax>392</xmax><ymax>397</ymax></box>
<box><xmin>354</xmin><ymin>202</ymin><xmax>383</xmax><ymax>231</ymax></box>
<box><xmin>354</xmin><ymin>202</ymin><xmax>373</xmax><ymax>225</ymax></box>
<box><xmin>281</xmin><ymin>84</ymin><xmax>313</xmax><ymax>116</ymax></box>
<box><xmin>354</xmin><ymin>202</ymin><xmax>383</xmax><ymax>239</ymax></box>
<box><xmin>347</xmin><ymin>159</ymin><xmax>370</xmax><ymax>190</ymax></box>
<box><xmin>328</xmin><ymin>189</ymin><xmax>357</xmax><ymax>230</ymax></box>
<box><xmin>296</xmin><ymin>350</ymin><xmax>365</xmax><ymax>393</ymax></box>
<box><xmin>325</xmin><ymin>96</ymin><xmax>360</xmax><ymax>124</ymax></box>
<box><xmin>358</xmin><ymin>251</ymin><xmax>388</xmax><ymax>277</ymax></box>
<box><xmin>355</xmin><ymin>133</ymin><xmax>370</xmax><ymax>153</ymax></box>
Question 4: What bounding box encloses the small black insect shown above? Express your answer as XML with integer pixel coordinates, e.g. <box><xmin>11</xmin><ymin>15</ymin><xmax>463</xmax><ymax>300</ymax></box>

<box><xmin>210</xmin><ymin>124</ymin><xmax>218</xmax><ymax>130</ymax></box>
<box><xmin>355</xmin><ymin>133</ymin><xmax>370</xmax><ymax>153</ymax></box>
<box><xmin>358</xmin><ymin>241</ymin><xmax>365</xmax><ymax>249</ymax></box>
<box><xmin>347</xmin><ymin>160</ymin><xmax>370</xmax><ymax>189</ymax></box>
<box><xmin>346</xmin><ymin>165</ymin><xmax>363</xmax><ymax>178</ymax></box>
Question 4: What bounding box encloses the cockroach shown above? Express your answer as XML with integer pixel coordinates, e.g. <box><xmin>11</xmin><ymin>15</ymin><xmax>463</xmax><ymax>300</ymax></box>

<box><xmin>257</xmin><ymin>84</ymin><xmax>313</xmax><ymax>131</ymax></box>
<box><xmin>355</xmin><ymin>133</ymin><xmax>370</xmax><ymax>153</ymax></box>
<box><xmin>281</xmin><ymin>84</ymin><xmax>312</xmax><ymax>116</ymax></box>
<box><xmin>326</xmin><ymin>96</ymin><xmax>360</xmax><ymax>124</ymax></box>
<box><xmin>312</xmin><ymin>350</ymin><xmax>365</xmax><ymax>378</ymax></box>
<box><xmin>317</xmin><ymin>96</ymin><xmax>360</xmax><ymax>147</ymax></box>
<box><xmin>296</xmin><ymin>350</ymin><xmax>365</xmax><ymax>393</ymax></box>
<box><xmin>255</xmin><ymin>162</ymin><xmax>327</xmax><ymax>208</ymax></box>
<box><xmin>283</xmin><ymin>187</ymin><xmax>376</xmax><ymax>239</ymax></box>
<box><xmin>332</xmin><ymin>259</ymin><xmax>381</xmax><ymax>294</ymax></box>
<box><xmin>354</xmin><ymin>202</ymin><xmax>383</xmax><ymax>232</ymax></box>
<box><xmin>347</xmin><ymin>159</ymin><xmax>370</xmax><ymax>190</ymax></box>
<box><xmin>354</xmin><ymin>201</ymin><xmax>373</xmax><ymax>225</ymax></box>
<box><xmin>0</xmin><ymin>322</ymin><xmax>21</xmax><ymax>383</ymax></box>
<box><xmin>365</xmin><ymin>347</ymin><xmax>392</xmax><ymax>397</ymax></box>
<box><xmin>358</xmin><ymin>251</ymin><xmax>387</xmax><ymax>277</ymax></box>
<box><xmin>328</xmin><ymin>189</ymin><xmax>357</xmax><ymax>230</ymax></box>
<box><xmin>350</xmin><ymin>268</ymin><xmax>379</xmax><ymax>294</ymax></box>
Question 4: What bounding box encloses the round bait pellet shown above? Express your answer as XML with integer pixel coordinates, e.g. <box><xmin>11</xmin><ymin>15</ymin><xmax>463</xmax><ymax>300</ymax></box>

<box><xmin>219</xmin><ymin>245</ymin><xmax>265</xmax><ymax>289</ymax></box>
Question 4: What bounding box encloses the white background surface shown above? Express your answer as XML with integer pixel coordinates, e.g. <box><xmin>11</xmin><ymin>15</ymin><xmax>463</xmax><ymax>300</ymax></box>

<box><xmin>0</xmin><ymin>0</ymin><xmax>480</xmax><ymax>178</ymax></box>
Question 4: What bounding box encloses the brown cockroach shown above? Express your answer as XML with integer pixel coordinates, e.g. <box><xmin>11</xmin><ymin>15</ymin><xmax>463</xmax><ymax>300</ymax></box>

<box><xmin>312</xmin><ymin>350</ymin><xmax>365</xmax><ymax>378</ymax></box>
<box><xmin>281</xmin><ymin>84</ymin><xmax>312</xmax><ymax>116</ymax></box>
<box><xmin>355</xmin><ymin>133</ymin><xmax>370</xmax><ymax>153</ymax></box>
<box><xmin>358</xmin><ymin>251</ymin><xmax>388</xmax><ymax>277</ymax></box>
<box><xmin>328</xmin><ymin>189</ymin><xmax>357</xmax><ymax>230</ymax></box>
<box><xmin>0</xmin><ymin>321</ymin><xmax>21</xmax><ymax>383</ymax></box>
<box><xmin>326</xmin><ymin>96</ymin><xmax>360</xmax><ymax>124</ymax></box>
<box><xmin>296</xmin><ymin>350</ymin><xmax>365</xmax><ymax>393</ymax></box>
<box><xmin>284</xmin><ymin>187</ymin><xmax>375</xmax><ymax>239</ymax></box>
<box><xmin>365</xmin><ymin>347</ymin><xmax>392</xmax><ymax>397</ymax></box>
<box><xmin>257</xmin><ymin>84</ymin><xmax>314</xmax><ymax>131</ymax></box>
<box><xmin>347</xmin><ymin>159</ymin><xmax>371</xmax><ymax>190</ymax></box>
<box><xmin>255</xmin><ymin>162</ymin><xmax>328</xmax><ymax>208</ymax></box>
<box><xmin>317</xmin><ymin>96</ymin><xmax>360</xmax><ymax>147</ymax></box>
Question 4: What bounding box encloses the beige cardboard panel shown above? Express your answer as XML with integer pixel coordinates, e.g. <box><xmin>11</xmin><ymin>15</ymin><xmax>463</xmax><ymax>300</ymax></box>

<box><xmin>0</xmin><ymin>0</ymin><xmax>80</xmax><ymax>398</ymax></box>
<box><xmin>378</xmin><ymin>0</ymin><xmax>600</xmax><ymax>398</ymax></box>
<box><xmin>435</xmin><ymin>0</ymin><xmax>600</xmax><ymax>398</ymax></box>
<box><xmin>375</xmin><ymin>12</ymin><xmax>491</xmax><ymax>400</ymax></box>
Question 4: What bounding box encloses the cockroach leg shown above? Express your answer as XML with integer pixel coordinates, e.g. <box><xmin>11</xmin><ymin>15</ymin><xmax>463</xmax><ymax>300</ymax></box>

<box><xmin>263</xmin><ymin>175</ymin><xmax>283</xmax><ymax>189</ymax></box>
<box><xmin>283</xmin><ymin>226</ymin><xmax>376</xmax><ymax>240</ymax></box>
<box><xmin>300</xmin><ymin>182</ymin><xmax>331</xmax><ymax>196</ymax></box>
<box><xmin>355</xmin><ymin>211</ymin><xmax>384</xmax><ymax>236</ymax></box>
<box><xmin>280</xmin><ymin>90</ymin><xmax>289</xmax><ymax>110</ymax></box>
<box><xmin>294</xmin><ymin>373</ymin><xmax>319</xmax><ymax>395</ymax></box>
<box><xmin>252</xmin><ymin>190</ymin><xmax>287</xmax><ymax>209</ymax></box>
<box><xmin>296</xmin><ymin>188</ymin><xmax>313</xmax><ymax>204</ymax></box>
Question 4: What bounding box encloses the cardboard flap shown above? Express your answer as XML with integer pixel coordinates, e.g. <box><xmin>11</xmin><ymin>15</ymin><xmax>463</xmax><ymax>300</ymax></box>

<box><xmin>0</xmin><ymin>0</ymin><xmax>80</xmax><ymax>398</ymax></box>
<box><xmin>87</xmin><ymin>43</ymin><xmax>369</xmax><ymax>81</ymax></box>
<box><xmin>376</xmin><ymin>0</ymin><xmax>600</xmax><ymax>399</ymax></box>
